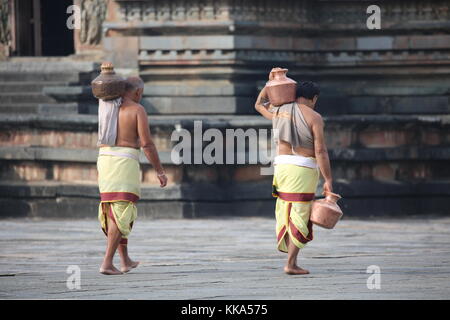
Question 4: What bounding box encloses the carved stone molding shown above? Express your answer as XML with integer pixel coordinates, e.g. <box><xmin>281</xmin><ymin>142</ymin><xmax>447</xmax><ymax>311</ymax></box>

<box><xmin>115</xmin><ymin>0</ymin><xmax>308</xmax><ymax>23</ymax></box>
<box><xmin>106</xmin><ymin>1</ymin><xmax>450</xmax><ymax>69</ymax></box>
<box><xmin>138</xmin><ymin>48</ymin><xmax>450</xmax><ymax>67</ymax></box>
<box><xmin>80</xmin><ymin>0</ymin><xmax>108</xmax><ymax>45</ymax></box>
<box><xmin>113</xmin><ymin>0</ymin><xmax>450</xmax><ymax>27</ymax></box>
<box><xmin>0</xmin><ymin>0</ymin><xmax>10</xmax><ymax>46</ymax></box>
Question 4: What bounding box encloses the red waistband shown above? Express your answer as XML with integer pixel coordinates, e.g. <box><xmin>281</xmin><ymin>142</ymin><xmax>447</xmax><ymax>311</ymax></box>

<box><xmin>276</xmin><ymin>191</ymin><xmax>315</xmax><ymax>202</ymax></box>
<box><xmin>100</xmin><ymin>192</ymin><xmax>139</xmax><ymax>203</ymax></box>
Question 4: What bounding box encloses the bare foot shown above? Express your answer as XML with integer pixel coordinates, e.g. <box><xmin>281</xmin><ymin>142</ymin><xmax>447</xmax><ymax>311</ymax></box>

<box><xmin>284</xmin><ymin>265</ymin><xmax>310</xmax><ymax>275</ymax></box>
<box><xmin>99</xmin><ymin>264</ymin><xmax>123</xmax><ymax>275</ymax></box>
<box><xmin>121</xmin><ymin>259</ymin><xmax>140</xmax><ymax>273</ymax></box>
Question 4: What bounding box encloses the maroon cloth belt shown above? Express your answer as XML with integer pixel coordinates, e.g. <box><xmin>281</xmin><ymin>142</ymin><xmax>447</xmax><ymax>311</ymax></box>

<box><xmin>100</xmin><ymin>192</ymin><xmax>139</xmax><ymax>203</ymax></box>
<box><xmin>276</xmin><ymin>191</ymin><xmax>315</xmax><ymax>202</ymax></box>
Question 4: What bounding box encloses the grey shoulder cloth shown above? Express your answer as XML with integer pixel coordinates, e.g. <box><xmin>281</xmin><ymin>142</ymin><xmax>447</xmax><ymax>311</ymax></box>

<box><xmin>271</xmin><ymin>102</ymin><xmax>314</xmax><ymax>149</ymax></box>
<box><xmin>97</xmin><ymin>97</ymin><xmax>123</xmax><ymax>147</ymax></box>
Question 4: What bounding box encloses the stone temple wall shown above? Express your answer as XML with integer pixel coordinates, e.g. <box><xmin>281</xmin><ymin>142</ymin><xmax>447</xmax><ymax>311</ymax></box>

<box><xmin>103</xmin><ymin>0</ymin><xmax>450</xmax><ymax>115</ymax></box>
<box><xmin>0</xmin><ymin>0</ymin><xmax>449</xmax><ymax>218</ymax></box>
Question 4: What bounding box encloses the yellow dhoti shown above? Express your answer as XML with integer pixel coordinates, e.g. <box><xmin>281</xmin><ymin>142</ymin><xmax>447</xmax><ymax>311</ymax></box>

<box><xmin>272</xmin><ymin>161</ymin><xmax>319</xmax><ymax>253</ymax></box>
<box><xmin>97</xmin><ymin>146</ymin><xmax>141</xmax><ymax>244</ymax></box>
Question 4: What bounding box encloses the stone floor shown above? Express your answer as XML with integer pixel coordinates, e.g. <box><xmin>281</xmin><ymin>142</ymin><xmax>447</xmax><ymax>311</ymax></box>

<box><xmin>0</xmin><ymin>217</ymin><xmax>449</xmax><ymax>299</ymax></box>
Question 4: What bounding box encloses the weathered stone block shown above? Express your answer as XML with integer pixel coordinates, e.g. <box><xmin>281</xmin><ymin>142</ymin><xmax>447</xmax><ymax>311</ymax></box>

<box><xmin>356</xmin><ymin>37</ymin><xmax>394</xmax><ymax>50</ymax></box>
<box><xmin>141</xmin><ymin>165</ymin><xmax>183</xmax><ymax>185</ymax></box>
<box><xmin>359</xmin><ymin>129</ymin><xmax>413</xmax><ymax>148</ymax></box>
<box><xmin>143</xmin><ymin>81</ymin><xmax>255</xmax><ymax>97</ymax></box>
<box><xmin>53</xmin><ymin>163</ymin><xmax>98</xmax><ymax>183</ymax></box>
<box><xmin>104</xmin><ymin>36</ymin><xmax>139</xmax><ymax>69</ymax></box>
<box><xmin>142</xmin><ymin>96</ymin><xmax>256</xmax><ymax>114</ymax></box>
<box><xmin>408</xmin><ymin>35</ymin><xmax>450</xmax><ymax>50</ymax></box>
<box><xmin>372</xmin><ymin>163</ymin><xmax>397</xmax><ymax>180</ymax></box>
<box><xmin>232</xmin><ymin>166</ymin><xmax>267</xmax><ymax>182</ymax></box>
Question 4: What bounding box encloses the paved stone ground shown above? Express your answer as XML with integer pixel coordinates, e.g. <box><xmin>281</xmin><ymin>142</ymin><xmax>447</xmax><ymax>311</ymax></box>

<box><xmin>0</xmin><ymin>217</ymin><xmax>449</xmax><ymax>299</ymax></box>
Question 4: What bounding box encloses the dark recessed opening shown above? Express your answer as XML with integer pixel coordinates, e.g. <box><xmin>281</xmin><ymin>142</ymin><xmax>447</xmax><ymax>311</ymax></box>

<box><xmin>14</xmin><ymin>0</ymin><xmax>74</xmax><ymax>56</ymax></box>
<box><xmin>40</xmin><ymin>0</ymin><xmax>74</xmax><ymax>56</ymax></box>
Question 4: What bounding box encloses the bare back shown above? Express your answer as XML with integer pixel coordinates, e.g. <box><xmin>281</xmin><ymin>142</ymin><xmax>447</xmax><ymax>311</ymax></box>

<box><xmin>99</xmin><ymin>100</ymin><xmax>146</xmax><ymax>149</ymax></box>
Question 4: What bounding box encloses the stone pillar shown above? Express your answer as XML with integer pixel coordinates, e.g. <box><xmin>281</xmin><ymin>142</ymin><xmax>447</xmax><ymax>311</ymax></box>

<box><xmin>0</xmin><ymin>0</ymin><xmax>11</xmax><ymax>59</ymax></box>
<box><xmin>73</xmin><ymin>0</ymin><xmax>108</xmax><ymax>59</ymax></box>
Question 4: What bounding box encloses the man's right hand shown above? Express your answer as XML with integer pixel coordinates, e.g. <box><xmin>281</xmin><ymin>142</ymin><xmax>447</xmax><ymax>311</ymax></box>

<box><xmin>323</xmin><ymin>180</ymin><xmax>333</xmax><ymax>195</ymax></box>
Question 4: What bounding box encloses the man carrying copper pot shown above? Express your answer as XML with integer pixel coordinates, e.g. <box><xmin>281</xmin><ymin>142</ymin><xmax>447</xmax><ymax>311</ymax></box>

<box><xmin>255</xmin><ymin>69</ymin><xmax>334</xmax><ymax>275</ymax></box>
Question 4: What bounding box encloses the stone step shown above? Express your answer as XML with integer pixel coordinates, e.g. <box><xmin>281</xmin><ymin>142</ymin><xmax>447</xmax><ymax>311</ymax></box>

<box><xmin>143</xmin><ymin>81</ymin><xmax>256</xmax><ymax>96</ymax></box>
<box><xmin>0</xmin><ymin>61</ymin><xmax>98</xmax><ymax>84</ymax></box>
<box><xmin>2</xmin><ymin>180</ymin><xmax>450</xmax><ymax>202</ymax></box>
<box><xmin>1</xmin><ymin>114</ymin><xmax>449</xmax><ymax>150</ymax></box>
<box><xmin>0</xmin><ymin>81</ymin><xmax>70</xmax><ymax>93</ymax></box>
<box><xmin>0</xmin><ymin>60</ymin><xmax>99</xmax><ymax>72</ymax></box>
<box><xmin>318</xmin><ymin>95</ymin><xmax>450</xmax><ymax>115</ymax></box>
<box><xmin>0</xmin><ymin>72</ymin><xmax>89</xmax><ymax>83</ymax></box>
<box><xmin>0</xmin><ymin>146</ymin><xmax>173</xmax><ymax>164</ymax></box>
<box><xmin>0</xmin><ymin>103</ymin><xmax>79</xmax><ymax>114</ymax></box>
<box><xmin>1</xmin><ymin>179</ymin><xmax>449</xmax><ymax>217</ymax></box>
<box><xmin>0</xmin><ymin>93</ymin><xmax>56</xmax><ymax>104</ymax></box>
<box><xmin>1</xmin><ymin>145</ymin><xmax>449</xmax><ymax>183</ymax></box>
<box><xmin>42</xmin><ymin>86</ymin><xmax>96</xmax><ymax>102</ymax></box>
<box><xmin>321</xmin><ymin>85</ymin><xmax>450</xmax><ymax>97</ymax></box>
<box><xmin>1</xmin><ymin>145</ymin><xmax>449</xmax><ymax>164</ymax></box>
<box><xmin>142</xmin><ymin>96</ymin><xmax>255</xmax><ymax>115</ymax></box>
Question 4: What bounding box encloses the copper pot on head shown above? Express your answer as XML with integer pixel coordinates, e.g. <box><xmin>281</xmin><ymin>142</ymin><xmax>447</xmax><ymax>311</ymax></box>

<box><xmin>310</xmin><ymin>191</ymin><xmax>343</xmax><ymax>229</ymax></box>
<box><xmin>91</xmin><ymin>62</ymin><xmax>126</xmax><ymax>101</ymax></box>
<box><xmin>265</xmin><ymin>67</ymin><xmax>297</xmax><ymax>106</ymax></box>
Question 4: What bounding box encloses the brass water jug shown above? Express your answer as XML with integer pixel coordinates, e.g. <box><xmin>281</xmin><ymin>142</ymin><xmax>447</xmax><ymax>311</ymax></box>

<box><xmin>91</xmin><ymin>62</ymin><xmax>125</xmax><ymax>100</ymax></box>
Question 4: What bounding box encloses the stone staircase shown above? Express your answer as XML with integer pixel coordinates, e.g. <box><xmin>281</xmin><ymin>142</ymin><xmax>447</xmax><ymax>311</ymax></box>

<box><xmin>0</xmin><ymin>58</ymin><xmax>98</xmax><ymax>115</ymax></box>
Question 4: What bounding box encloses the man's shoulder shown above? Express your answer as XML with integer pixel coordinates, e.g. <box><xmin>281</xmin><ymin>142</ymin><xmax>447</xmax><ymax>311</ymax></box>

<box><xmin>299</xmin><ymin>106</ymin><xmax>323</xmax><ymax>128</ymax></box>
<box><xmin>121</xmin><ymin>101</ymin><xmax>146</xmax><ymax>113</ymax></box>
<box><xmin>302</xmin><ymin>106</ymin><xmax>322</xmax><ymax>121</ymax></box>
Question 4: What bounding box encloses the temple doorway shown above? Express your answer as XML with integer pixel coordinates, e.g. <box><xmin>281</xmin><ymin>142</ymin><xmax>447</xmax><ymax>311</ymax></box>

<box><xmin>13</xmin><ymin>0</ymin><xmax>74</xmax><ymax>56</ymax></box>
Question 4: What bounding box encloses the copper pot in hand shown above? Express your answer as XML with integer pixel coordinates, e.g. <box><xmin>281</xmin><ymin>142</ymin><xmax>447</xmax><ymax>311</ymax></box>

<box><xmin>91</xmin><ymin>62</ymin><xmax>126</xmax><ymax>100</ymax></box>
<box><xmin>265</xmin><ymin>67</ymin><xmax>297</xmax><ymax>106</ymax></box>
<box><xmin>310</xmin><ymin>191</ymin><xmax>343</xmax><ymax>229</ymax></box>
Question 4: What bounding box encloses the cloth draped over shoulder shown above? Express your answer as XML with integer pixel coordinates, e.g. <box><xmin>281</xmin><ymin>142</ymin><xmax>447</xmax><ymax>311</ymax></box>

<box><xmin>97</xmin><ymin>97</ymin><xmax>123</xmax><ymax>147</ymax></box>
<box><xmin>271</xmin><ymin>102</ymin><xmax>314</xmax><ymax>150</ymax></box>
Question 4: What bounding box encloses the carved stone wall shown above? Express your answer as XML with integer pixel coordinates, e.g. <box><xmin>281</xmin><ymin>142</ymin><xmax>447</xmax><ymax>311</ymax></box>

<box><xmin>0</xmin><ymin>0</ymin><xmax>9</xmax><ymax>44</ymax></box>
<box><xmin>74</xmin><ymin>0</ymin><xmax>109</xmax><ymax>56</ymax></box>
<box><xmin>102</xmin><ymin>0</ymin><xmax>450</xmax><ymax>115</ymax></box>
<box><xmin>110</xmin><ymin>0</ymin><xmax>450</xmax><ymax>30</ymax></box>
<box><xmin>0</xmin><ymin>0</ymin><xmax>10</xmax><ymax>58</ymax></box>
<box><xmin>79</xmin><ymin>0</ymin><xmax>108</xmax><ymax>45</ymax></box>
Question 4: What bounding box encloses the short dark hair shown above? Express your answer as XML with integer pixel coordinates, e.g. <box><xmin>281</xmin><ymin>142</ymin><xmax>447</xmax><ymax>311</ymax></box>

<box><xmin>125</xmin><ymin>76</ymin><xmax>144</xmax><ymax>92</ymax></box>
<box><xmin>296</xmin><ymin>81</ymin><xmax>320</xmax><ymax>100</ymax></box>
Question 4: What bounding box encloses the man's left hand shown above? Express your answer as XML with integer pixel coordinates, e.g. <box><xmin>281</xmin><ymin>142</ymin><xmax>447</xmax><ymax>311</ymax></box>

<box><xmin>158</xmin><ymin>174</ymin><xmax>168</xmax><ymax>188</ymax></box>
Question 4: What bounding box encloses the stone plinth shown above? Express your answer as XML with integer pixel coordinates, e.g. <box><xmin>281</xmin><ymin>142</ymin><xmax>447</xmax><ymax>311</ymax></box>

<box><xmin>1</xmin><ymin>113</ymin><xmax>450</xmax><ymax>218</ymax></box>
